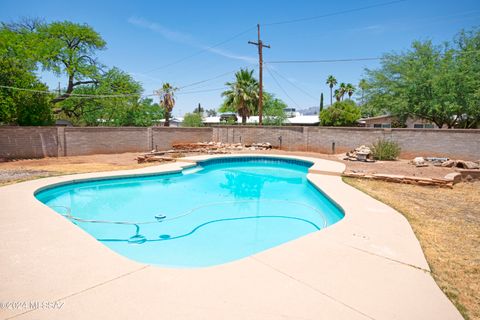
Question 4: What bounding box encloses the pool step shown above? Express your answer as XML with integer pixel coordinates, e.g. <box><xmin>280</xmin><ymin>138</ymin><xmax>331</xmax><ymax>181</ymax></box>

<box><xmin>182</xmin><ymin>167</ymin><xmax>204</xmax><ymax>175</ymax></box>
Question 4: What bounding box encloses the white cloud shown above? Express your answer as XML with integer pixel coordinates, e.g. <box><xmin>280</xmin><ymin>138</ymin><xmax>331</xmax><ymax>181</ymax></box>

<box><xmin>128</xmin><ymin>16</ymin><xmax>256</xmax><ymax>63</ymax></box>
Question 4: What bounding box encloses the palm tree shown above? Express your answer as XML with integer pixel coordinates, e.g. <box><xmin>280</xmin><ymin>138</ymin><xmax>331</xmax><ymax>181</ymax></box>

<box><xmin>345</xmin><ymin>83</ymin><xmax>355</xmax><ymax>100</ymax></box>
<box><xmin>334</xmin><ymin>89</ymin><xmax>341</xmax><ymax>102</ymax></box>
<box><xmin>358</xmin><ymin>79</ymin><xmax>367</xmax><ymax>104</ymax></box>
<box><xmin>326</xmin><ymin>75</ymin><xmax>337</xmax><ymax>105</ymax></box>
<box><xmin>222</xmin><ymin>69</ymin><xmax>259</xmax><ymax>124</ymax></box>
<box><xmin>157</xmin><ymin>83</ymin><xmax>177</xmax><ymax>127</ymax></box>
<box><xmin>338</xmin><ymin>82</ymin><xmax>347</xmax><ymax>101</ymax></box>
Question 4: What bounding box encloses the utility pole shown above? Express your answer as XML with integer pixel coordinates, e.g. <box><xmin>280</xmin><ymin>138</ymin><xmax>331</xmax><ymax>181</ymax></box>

<box><xmin>249</xmin><ymin>24</ymin><xmax>270</xmax><ymax>125</ymax></box>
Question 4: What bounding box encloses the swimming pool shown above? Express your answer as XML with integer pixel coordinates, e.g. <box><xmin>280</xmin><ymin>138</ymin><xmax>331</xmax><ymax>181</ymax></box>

<box><xmin>35</xmin><ymin>156</ymin><xmax>344</xmax><ymax>267</ymax></box>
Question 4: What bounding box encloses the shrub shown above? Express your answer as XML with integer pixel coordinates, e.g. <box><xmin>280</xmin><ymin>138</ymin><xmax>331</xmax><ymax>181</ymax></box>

<box><xmin>371</xmin><ymin>139</ymin><xmax>401</xmax><ymax>160</ymax></box>
<box><xmin>319</xmin><ymin>100</ymin><xmax>361</xmax><ymax>126</ymax></box>
<box><xmin>182</xmin><ymin>112</ymin><xmax>204</xmax><ymax>127</ymax></box>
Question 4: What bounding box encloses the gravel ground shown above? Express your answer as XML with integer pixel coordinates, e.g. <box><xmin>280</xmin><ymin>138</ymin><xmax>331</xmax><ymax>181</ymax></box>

<box><xmin>0</xmin><ymin>169</ymin><xmax>53</xmax><ymax>185</ymax></box>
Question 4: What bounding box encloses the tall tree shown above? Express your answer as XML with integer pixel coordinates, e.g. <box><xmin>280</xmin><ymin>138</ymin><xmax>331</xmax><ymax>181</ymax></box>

<box><xmin>36</xmin><ymin>21</ymin><xmax>106</xmax><ymax>110</ymax></box>
<box><xmin>221</xmin><ymin>68</ymin><xmax>259</xmax><ymax>124</ymax></box>
<box><xmin>364</xmin><ymin>27</ymin><xmax>480</xmax><ymax>128</ymax></box>
<box><xmin>0</xmin><ymin>58</ymin><xmax>53</xmax><ymax>125</ymax></box>
<box><xmin>59</xmin><ymin>67</ymin><xmax>142</xmax><ymax>125</ymax></box>
<box><xmin>334</xmin><ymin>89</ymin><xmax>341</xmax><ymax>102</ymax></box>
<box><xmin>338</xmin><ymin>83</ymin><xmax>347</xmax><ymax>101</ymax></box>
<box><xmin>345</xmin><ymin>83</ymin><xmax>356</xmax><ymax>100</ymax></box>
<box><xmin>358</xmin><ymin>79</ymin><xmax>367</xmax><ymax>105</ymax></box>
<box><xmin>326</xmin><ymin>75</ymin><xmax>337</xmax><ymax>105</ymax></box>
<box><xmin>195</xmin><ymin>103</ymin><xmax>204</xmax><ymax>114</ymax></box>
<box><xmin>0</xmin><ymin>21</ymin><xmax>53</xmax><ymax>125</ymax></box>
<box><xmin>320</xmin><ymin>93</ymin><xmax>324</xmax><ymax>112</ymax></box>
<box><xmin>158</xmin><ymin>83</ymin><xmax>177</xmax><ymax>127</ymax></box>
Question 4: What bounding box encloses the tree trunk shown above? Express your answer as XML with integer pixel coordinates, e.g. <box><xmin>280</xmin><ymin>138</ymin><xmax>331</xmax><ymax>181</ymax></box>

<box><xmin>51</xmin><ymin>75</ymin><xmax>75</xmax><ymax>107</ymax></box>
<box><xmin>330</xmin><ymin>87</ymin><xmax>333</xmax><ymax>105</ymax></box>
<box><xmin>242</xmin><ymin>115</ymin><xmax>247</xmax><ymax>124</ymax></box>
<box><xmin>164</xmin><ymin>111</ymin><xmax>170</xmax><ymax>127</ymax></box>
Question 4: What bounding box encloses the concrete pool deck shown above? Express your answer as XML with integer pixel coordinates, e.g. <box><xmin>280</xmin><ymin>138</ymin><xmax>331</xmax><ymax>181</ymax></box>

<box><xmin>0</xmin><ymin>154</ymin><xmax>462</xmax><ymax>319</ymax></box>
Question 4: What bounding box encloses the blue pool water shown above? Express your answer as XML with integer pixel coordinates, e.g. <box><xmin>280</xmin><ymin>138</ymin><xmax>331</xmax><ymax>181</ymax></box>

<box><xmin>35</xmin><ymin>157</ymin><xmax>344</xmax><ymax>267</ymax></box>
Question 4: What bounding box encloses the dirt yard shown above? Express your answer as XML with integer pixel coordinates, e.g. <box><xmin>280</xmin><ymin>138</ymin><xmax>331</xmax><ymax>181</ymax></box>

<box><xmin>344</xmin><ymin>178</ymin><xmax>480</xmax><ymax>320</ymax></box>
<box><xmin>0</xmin><ymin>150</ymin><xmax>459</xmax><ymax>185</ymax></box>
<box><xmin>0</xmin><ymin>153</ymin><xmax>157</xmax><ymax>186</ymax></box>
<box><xmin>0</xmin><ymin>151</ymin><xmax>478</xmax><ymax>318</ymax></box>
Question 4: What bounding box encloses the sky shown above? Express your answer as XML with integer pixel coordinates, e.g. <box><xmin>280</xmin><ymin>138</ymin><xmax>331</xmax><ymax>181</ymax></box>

<box><xmin>1</xmin><ymin>0</ymin><xmax>479</xmax><ymax>115</ymax></box>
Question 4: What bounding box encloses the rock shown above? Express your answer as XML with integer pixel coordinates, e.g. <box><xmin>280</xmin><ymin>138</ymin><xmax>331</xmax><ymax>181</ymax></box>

<box><xmin>441</xmin><ymin>160</ymin><xmax>456</xmax><ymax>167</ymax></box>
<box><xmin>346</xmin><ymin>145</ymin><xmax>373</xmax><ymax>162</ymax></box>
<box><xmin>455</xmin><ymin>160</ymin><xmax>480</xmax><ymax>169</ymax></box>
<box><xmin>444</xmin><ymin>172</ymin><xmax>462</xmax><ymax>184</ymax></box>
<box><xmin>411</xmin><ymin>157</ymin><xmax>427</xmax><ymax>167</ymax></box>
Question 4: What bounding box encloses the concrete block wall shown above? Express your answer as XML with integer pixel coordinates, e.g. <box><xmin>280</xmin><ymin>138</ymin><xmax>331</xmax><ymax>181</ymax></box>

<box><xmin>306</xmin><ymin>127</ymin><xmax>387</xmax><ymax>154</ymax></box>
<box><xmin>64</xmin><ymin>127</ymin><xmax>150</xmax><ymax>156</ymax></box>
<box><xmin>0</xmin><ymin>126</ymin><xmax>59</xmax><ymax>159</ymax></box>
<box><xmin>391</xmin><ymin>129</ymin><xmax>480</xmax><ymax>159</ymax></box>
<box><xmin>0</xmin><ymin>126</ymin><xmax>213</xmax><ymax>158</ymax></box>
<box><xmin>1</xmin><ymin>126</ymin><xmax>479</xmax><ymax>160</ymax></box>
<box><xmin>212</xmin><ymin>126</ymin><xmax>307</xmax><ymax>150</ymax></box>
<box><xmin>152</xmin><ymin>127</ymin><xmax>213</xmax><ymax>151</ymax></box>
<box><xmin>212</xmin><ymin>126</ymin><xmax>480</xmax><ymax>160</ymax></box>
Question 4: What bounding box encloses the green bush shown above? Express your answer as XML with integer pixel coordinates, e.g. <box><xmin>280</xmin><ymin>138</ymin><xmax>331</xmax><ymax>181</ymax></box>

<box><xmin>371</xmin><ymin>139</ymin><xmax>401</xmax><ymax>160</ymax></box>
<box><xmin>182</xmin><ymin>112</ymin><xmax>204</xmax><ymax>127</ymax></box>
<box><xmin>319</xmin><ymin>100</ymin><xmax>361</xmax><ymax>126</ymax></box>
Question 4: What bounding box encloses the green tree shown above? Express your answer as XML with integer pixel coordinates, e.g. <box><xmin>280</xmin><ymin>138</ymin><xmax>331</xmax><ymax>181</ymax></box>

<box><xmin>358</xmin><ymin>79</ymin><xmax>368</xmax><ymax>105</ymax></box>
<box><xmin>0</xmin><ymin>19</ymin><xmax>53</xmax><ymax>125</ymax></box>
<box><xmin>364</xmin><ymin>28</ymin><xmax>480</xmax><ymax>128</ymax></box>
<box><xmin>158</xmin><ymin>83</ymin><xmax>177</xmax><ymax>127</ymax></box>
<box><xmin>320</xmin><ymin>93</ymin><xmax>324</xmax><ymax>112</ymax></box>
<box><xmin>345</xmin><ymin>83</ymin><xmax>355</xmax><ymax>99</ymax></box>
<box><xmin>58</xmin><ymin>67</ymin><xmax>142</xmax><ymax>125</ymax></box>
<box><xmin>182</xmin><ymin>112</ymin><xmax>204</xmax><ymax>127</ymax></box>
<box><xmin>338</xmin><ymin>83</ymin><xmax>347</xmax><ymax>101</ymax></box>
<box><xmin>326</xmin><ymin>75</ymin><xmax>337</xmax><ymax>105</ymax></box>
<box><xmin>221</xmin><ymin>68</ymin><xmax>259</xmax><ymax>124</ymax></box>
<box><xmin>205</xmin><ymin>109</ymin><xmax>217</xmax><ymax>117</ymax></box>
<box><xmin>35</xmin><ymin>21</ymin><xmax>106</xmax><ymax>110</ymax></box>
<box><xmin>262</xmin><ymin>92</ymin><xmax>287</xmax><ymax>126</ymax></box>
<box><xmin>319</xmin><ymin>100</ymin><xmax>361</xmax><ymax>126</ymax></box>
<box><xmin>0</xmin><ymin>58</ymin><xmax>53</xmax><ymax>125</ymax></box>
<box><xmin>130</xmin><ymin>98</ymin><xmax>164</xmax><ymax>126</ymax></box>
<box><xmin>194</xmin><ymin>103</ymin><xmax>204</xmax><ymax>114</ymax></box>
<box><xmin>334</xmin><ymin>89</ymin><xmax>341</xmax><ymax>102</ymax></box>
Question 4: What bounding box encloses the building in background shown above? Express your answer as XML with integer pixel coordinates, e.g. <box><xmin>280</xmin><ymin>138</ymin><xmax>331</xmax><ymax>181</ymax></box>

<box><xmin>358</xmin><ymin>115</ymin><xmax>438</xmax><ymax>129</ymax></box>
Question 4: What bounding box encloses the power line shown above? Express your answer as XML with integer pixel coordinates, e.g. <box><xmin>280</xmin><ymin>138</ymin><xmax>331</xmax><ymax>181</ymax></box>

<box><xmin>268</xmin><ymin>68</ymin><xmax>318</xmax><ymax>101</ymax></box>
<box><xmin>177</xmin><ymin>66</ymin><xmax>253</xmax><ymax>90</ymax></box>
<box><xmin>266</xmin><ymin>49</ymin><xmax>480</xmax><ymax>64</ymax></box>
<box><xmin>265</xmin><ymin>66</ymin><xmax>300</xmax><ymax>108</ymax></box>
<box><xmin>266</xmin><ymin>57</ymin><xmax>381</xmax><ymax>64</ymax></box>
<box><xmin>143</xmin><ymin>26</ymin><xmax>256</xmax><ymax>74</ymax></box>
<box><xmin>176</xmin><ymin>87</ymin><xmax>226</xmax><ymax>95</ymax></box>
<box><xmin>264</xmin><ymin>0</ymin><xmax>406</xmax><ymax>26</ymax></box>
<box><xmin>0</xmin><ymin>85</ymin><xmax>142</xmax><ymax>98</ymax></box>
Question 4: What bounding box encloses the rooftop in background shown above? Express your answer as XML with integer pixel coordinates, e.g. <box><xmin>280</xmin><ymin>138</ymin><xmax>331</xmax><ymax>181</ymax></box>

<box><xmin>203</xmin><ymin>114</ymin><xmax>320</xmax><ymax>126</ymax></box>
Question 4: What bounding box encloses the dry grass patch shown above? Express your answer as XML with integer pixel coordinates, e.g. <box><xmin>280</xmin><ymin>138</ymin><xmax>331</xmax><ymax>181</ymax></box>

<box><xmin>344</xmin><ymin>178</ymin><xmax>480</xmax><ymax>320</ymax></box>
<box><xmin>0</xmin><ymin>153</ymin><xmax>157</xmax><ymax>186</ymax></box>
